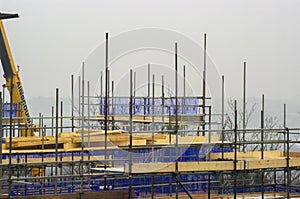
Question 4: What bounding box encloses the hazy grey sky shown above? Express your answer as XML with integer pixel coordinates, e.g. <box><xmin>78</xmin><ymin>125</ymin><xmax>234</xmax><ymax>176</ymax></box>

<box><xmin>1</xmin><ymin>0</ymin><xmax>300</xmax><ymax>103</ymax></box>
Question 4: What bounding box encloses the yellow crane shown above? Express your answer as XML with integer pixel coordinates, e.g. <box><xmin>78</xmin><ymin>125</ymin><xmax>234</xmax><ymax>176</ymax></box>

<box><xmin>0</xmin><ymin>13</ymin><xmax>43</xmax><ymax>177</ymax></box>
<box><xmin>0</xmin><ymin>13</ymin><xmax>37</xmax><ymax>136</ymax></box>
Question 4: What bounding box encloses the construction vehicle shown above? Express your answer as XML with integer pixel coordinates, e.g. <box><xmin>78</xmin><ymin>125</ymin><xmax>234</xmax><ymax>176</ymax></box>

<box><xmin>0</xmin><ymin>13</ymin><xmax>43</xmax><ymax>177</ymax></box>
<box><xmin>0</xmin><ymin>13</ymin><xmax>37</xmax><ymax>136</ymax></box>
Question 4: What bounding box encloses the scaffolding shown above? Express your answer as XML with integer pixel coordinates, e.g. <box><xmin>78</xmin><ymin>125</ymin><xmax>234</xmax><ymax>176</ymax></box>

<box><xmin>0</xmin><ymin>34</ymin><xmax>300</xmax><ymax>199</ymax></box>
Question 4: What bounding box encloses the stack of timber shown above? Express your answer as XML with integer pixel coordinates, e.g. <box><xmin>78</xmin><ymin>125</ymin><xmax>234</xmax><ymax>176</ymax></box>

<box><xmin>95</xmin><ymin>114</ymin><xmax>205</xmax><ymax>125</ymax></box>
<box><xmin>3</xmin><ymin>136</ymin><xmax>71</xmax><ymax>150</ymax></box>
<box><xmin>3</xmin><ymin>129</ymin><xmax>220</xmax><ymax>151</ymax></box>
<box><xmin>65</xmin><ymin>129</ymin><xmax>220</xmax><ymax>148</ymax></box>
<box><xmin>125</xmin><ymin>150</ymin><xmax>300</xmax><ymax>174</ymax></box>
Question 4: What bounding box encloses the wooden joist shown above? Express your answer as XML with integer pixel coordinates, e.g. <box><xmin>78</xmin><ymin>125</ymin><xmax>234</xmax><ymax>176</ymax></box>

<box><xmin>125</xmin><ymin>157</ymin><xmax>300</xmax><ymax>174</ymax></box>
<box><xmin>4</xmin><ymin>129</ymin><xmax>222</xmax><ymax>150</ymax></box>
<box><xmin>142</xmin><ymin>193</ymin><xmax>300</xmax><ymax>199</ymax></box>
<box><xmin>170</xmin><ymin>135</ymin><xmax>219</xmax><ymax>144</ymax></box>
<box><xmin>4</xmin><ymin>136</ymin><xmax>71</xmax><ymax>150</ymax></box>
<box><xmin>208</xmin><ymin>150</ymin><xmax>284</xmax><ymax>160</ymax></box>
<box><xmin>0</xmin><ymin>155</ymin><xmax>105</xmax><ymax>165</ymax></box>
<box><xmin>96</xmin><ymin>114</ymin><xmax>205</xmax><ymax>124</ymax></box>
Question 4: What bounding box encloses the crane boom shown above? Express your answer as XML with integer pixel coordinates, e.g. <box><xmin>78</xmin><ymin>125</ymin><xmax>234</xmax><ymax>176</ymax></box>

<box><xmin>0</xmin><ymin>13</ymin><xmax>34</xmax><ymax>136</ymax></box>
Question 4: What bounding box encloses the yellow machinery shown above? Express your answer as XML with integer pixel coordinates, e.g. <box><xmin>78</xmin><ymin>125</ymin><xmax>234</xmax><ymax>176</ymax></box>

<box><xmin>0</xmin><ymin>13</ymin><xmax>37</xmax><ymax>137</ymax></box>
<box><xmin>0</xmin><ymin>13</ymin><xmax>43</xmax><ymax>176</ymax></box>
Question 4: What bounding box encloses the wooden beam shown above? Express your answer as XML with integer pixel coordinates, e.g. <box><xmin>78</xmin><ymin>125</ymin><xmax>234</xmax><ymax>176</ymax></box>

<box><xmin>125</xmin><ymin>157</ymin><xmax>300</xmax><ymax>174</ymax></box>
<box><xmin>208</xmin><ymin>150</ymin><xmax>283</xmax><ymax>160</ymax></box>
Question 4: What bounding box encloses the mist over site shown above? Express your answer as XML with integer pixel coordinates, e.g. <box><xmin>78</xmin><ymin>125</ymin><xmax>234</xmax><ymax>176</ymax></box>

<box><xmin>0</xmin><ymin>1</ymin><xmax>299</xmax><ymax>128</ymax></box>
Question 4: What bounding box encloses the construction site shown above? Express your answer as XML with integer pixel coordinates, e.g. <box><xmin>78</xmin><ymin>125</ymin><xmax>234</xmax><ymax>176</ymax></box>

<box><xmin>1</xmin><ymin>11</ymin><xmax>300</xmax><ymax>199</ymax></box>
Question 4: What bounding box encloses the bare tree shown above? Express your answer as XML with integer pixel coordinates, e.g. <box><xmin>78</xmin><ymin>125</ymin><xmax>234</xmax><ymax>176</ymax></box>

<box><xmin>222</xmin><ymin>98</ymin><xmax>287</xmax><ymax>187</ymax></box>
<box><xmin>223</xmin><ymin>98</ymin><xmax>285</xmax><ymax>151</ymax></box>
<box><xmin>223</xmin><ymin>98</ymin><xmax>257</xmax><ymax>151</ymax></box>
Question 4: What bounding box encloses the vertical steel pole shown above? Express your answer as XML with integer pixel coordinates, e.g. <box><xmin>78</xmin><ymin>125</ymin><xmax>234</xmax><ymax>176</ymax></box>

<box><xmin>108</xmin><ymin>69</ymin><xmax>110</xmax><ymax>118</ymax></box>
<box><xmin>175</xmin><ymin>42</ymin><xmax>179</xmax><ymax>199</ymax></box>
<box><xmin>286</xmin><ymin>127</ymin><xmax>290</xmax><ymax>198</ymax></box>
<box><xmin>221</xmin><ymin>75</ymin><xmax>225</xmax><ymax>193</ymax></box>
<box><xmin>208</xmin><ymin>105</ymin><xmax>212</xmax><ymax>198</ymax></box>
<box><xmin>234</xmin><ymin>100</ymin><xmax>237</xmax><ymax>199</ymax></box>
<box><xmin>183</xmin><ymin>65</ymin><xmax>186</xmax><ymax>108</ymax></box>
<box><xmin>41</xmin><ymin>118</ymin><xmax>45</xmax><ymax>194</ymax></box>
<box><xmin>104</xmin><ymin>33</ymin><xmax>109</xmax><ymax>191</ymax></box>
<box><xmin>51</xmin><ymin>106</ymin><xmax>54</xmax><ymax>136</ymax></box>
<box><xmin>209</xmin><ymin>106</ymin><xmax>211</xmax><ymax>144</ymax></box>
<box><xmin>148</xmin><ymin>64</ymin><xmax>151</xmax><ymax>117</ymax></box>
<box><xmin>100</xmin><ymin>71</ymin><xmax>103</xmax><ymax>115</ymax></box>
<box><xmin>208</xmin><ymin>172</ymin><xmax>211</xmax><ymax>199</ymax></box>
<box><xmin>283</xmin><ymin>104</ymin><xmax>286</xmax><ymax>188</ymax></box>
<box><xmin>243</xmin><ymin>62</ymin><xmax>246</xmax><ymax>152</ymax></box>
<box><xmin>100</xmin><ymin>71</ymin><xmax>103</xmax><ymax>97</ymax></box>
<box><xmin>8</xmin><ymin>77</ymin><xmax>13</xmax><ymax>198</ymax></box>
<box><xmin>261</xmin><ymin>94</ymin><xmax>265</xmax><ymax>199</ymax></box>
<box><xmin>242</xmin><ymin>62</ymin><xmax>247</xmax><ymax>193</ymax></box>
<box><xmin>87</xmin><ymin>80</ymin><xmax>91</xmax><ymax>188</ymax></box>
<box><xmin>39</xmin><ymin>113</ymin><xmax>42</xmax><ymax>136</ymax></box>
<box><xmin>129</xmin><ymin>69</ymin><xmax>133</xmax><ymax>199</ymax></box>
<box><xmin>55</xmin><ymin>88</ymin><xmax>59</xmax><ymax>194</ymax></box>
<box><xmin>208</xmin><ymin>105</ymin><xmax>212</xmax><ymax>165</ymax></box>
<box><xmin>151</xmin><ymin>74</ymin><xmax>155</xmax><ymax>199</ymax></box>
<box><xmin>88</xmin><ymin>81</ymin><xmax>90</xmax><ymax>149</ymax></box>
<box><xmin>71</xmin><ymin>75</ymin><xmax>74</xmax><ymax>132</ymax></box>
<box><xmin>148</xmin><ymin>64</ymin><xmax>150</xmax><ymax>98</ymax></box>
<box><xmin>202</xmin><ymin>33</ymin><xmax>207</xmax><ymax>133</ymax></box>
<box><xmin>80</xmin><ymin>62</ymin><xmax>85</xmax><ymax>197</ymax></box>
<box><xmin>112</xmin><ymin>81</ymin><xmax>115</xmax><ymax>129</ymax></box>
<box><xmin>152</xmin><ymin>74</ymin><xmax>155</xmax><ymax>150</ymax></box>
<box><xmin>78</xmin><ymin>76</ymin><xmax>81</xmax><ymax>127</ymax></box>
<box><xmin>183</xmin><ymin>65</ymin><xmax>186</xmax><ymax>136</ymax></box>
<box><xmin>261</xmin><ymin>94</ymin><xmax>264</xmax><ymax>159</ymax></box>
<box><xmin>162</xmin><ymin>76</ymin><xmax>165</xmax><ymax>130</ymax></box>
<box><xmin>221</xmin><ymin>76</ymin><xmax>225</xmax><ymax>159</ymax></box>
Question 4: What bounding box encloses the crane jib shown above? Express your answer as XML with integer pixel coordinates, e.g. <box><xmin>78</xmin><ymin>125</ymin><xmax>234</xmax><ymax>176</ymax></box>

<box><xmin>16</xmin><ymin>81</ymin><xmax>31</xmax><ymax>125</ymax></box>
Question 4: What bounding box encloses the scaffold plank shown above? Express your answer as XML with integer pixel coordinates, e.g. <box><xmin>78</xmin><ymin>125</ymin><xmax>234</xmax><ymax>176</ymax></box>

<box><xmin>125</xmin><ymin>157</ymin><xmax>300</xmax><ymax>173</ymax></box>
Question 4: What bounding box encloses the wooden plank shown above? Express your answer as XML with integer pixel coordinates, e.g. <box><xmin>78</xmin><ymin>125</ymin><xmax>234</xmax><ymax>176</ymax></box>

<box><xmin>73</xmin><ymin>132</ymin><xmax>148</xmax><ymax>147</ymax></box>
<box><xmin>126</xmin><ymin>157</ymin><xmax>300</xmax><ymax>174</ymax></box>
<box><xmin>74</xmin><ymin>129</ymin><xmax>124</xmax><ymax>135</ymax></box>
<box><xmin>116</xmin><ymin>139</ymin><xmax>147</xmax><ymax>146</ymax></box>
<box><xmin>4</xmin><ymin>136</ymin><xmax>73</xmax><ymax>150</ymax></box>
<box><xmin>1</xmin><ymin>146</ymin><xmax>120</xmax><ymax>154</ymax></box>
<box><xmin>126</xmin><ymin>162</ymin><xmax>175</xmax><ymax>173</ymax></box>
<box><xmin>1</xmin><ymin>155</ymin><xmax>105</xmax><ymax>164</ymax></box>
<box><xmin>286</xmin><ymin>151</ymin><xmax>300</xmax><ymax>157</ymax></box>
<box><xmin>178</xmin><ymin>161</ymin><xmax>237</xmax><ymax>172</ymax></box>
<box><xmin>95</xmin><ymin>115</ymin><xmax>186</xmax><ymax>124</ymax></box>
<box><xmin>208</xmin><ymin>150</ymin><xmax>283</xmax><ymax>160</ymax></box>
<box><xmin>176</xmin><ymin>135</ymin><xmax>219</xmax><ymax>144</ymax></box>
<box><xmin>166</xmin><ymin>135</ymin><xmax>220</xmax><ymax>144</ymax></box>
<box><xmin>59</xmin><ymin>132</ymin><xmax>77</xmax><ymax>137</ymax></box>
<box><xmin>141</xmin><ymin>192</ymin><xmax>300</xmax><ymax>199</ymax></box>
<box><xmin>5</xmin><ymin>136</ymin><xmax>55</xmax><ymax>143</ymax></box>
<box><xmin>10</xmin><ymin>140</ymin><xmax>63</xmax><ymax>149</ymax></box>
<box><xmin>4</xmin><ymin>132</ymin><xmax>221</xmax><ymax>151</ymax></box>
<box><xmin>8</xmin><ymin>190</ymin><xmax>132</xmax><ymax>199</ymax></box>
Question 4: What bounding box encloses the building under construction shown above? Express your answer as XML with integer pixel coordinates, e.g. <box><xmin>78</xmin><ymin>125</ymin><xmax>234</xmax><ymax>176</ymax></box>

<box><xmin>0</xmin><ymin>12</ymin><xmax>300</xmax><ymax>199</ymax></box>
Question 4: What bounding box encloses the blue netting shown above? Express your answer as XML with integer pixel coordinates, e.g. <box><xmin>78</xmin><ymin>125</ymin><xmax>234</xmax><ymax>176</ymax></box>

<box><xmin>99</xmin><ymin>98</ymin><xmax>199</xmax><ymax>115</ymax></box>
<box><xmin>3</xmin><ymin>103</ymin><xmax>18</xmax><ymax>118</ymax></box>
